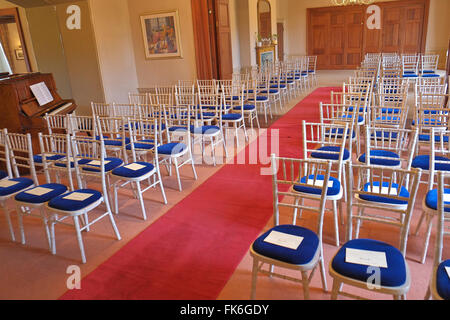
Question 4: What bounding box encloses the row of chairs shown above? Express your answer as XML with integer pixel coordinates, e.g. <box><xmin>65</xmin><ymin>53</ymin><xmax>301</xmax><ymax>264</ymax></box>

<box><xmin>248</xmin><ymin>58</ymin><xmax>449</xmax><ymax>299</ymax></box>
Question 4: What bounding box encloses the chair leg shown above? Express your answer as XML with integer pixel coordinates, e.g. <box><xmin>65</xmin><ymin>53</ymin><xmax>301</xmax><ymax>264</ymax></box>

<box><xmin>173</xmin><ymin>157</ymin><xmax>182</xmax><ymax>192</ymax></box>
<box><xmin>40</xmin><ymin>207</ymin><xmax>52</xmax><ymax>251</ymax></box>
<box><xmin>414</xmin><ymin>211</ymin><xmax>426</xmax><ymax>236</ymax></box>
<box><xmin>135</xmin><ymin>181</ymin><xmax>147</xmax><ymax>220</ymax></box>
<box><xmin>420</xmin><ymin>214</ymin><xmax>434</xmax><ymax>264</ymax></box>
<box><xmin>301</xmin><ymin>271</ymin><xmax>310</xmax><ymax>300</ymax></box>
<box><xmin>330</xmin><ymin>279</ymin><xmax>342</xmax><ymax>300</ymax></box>
<box><xmin>424</xmin><ymin>286</ymin><xmax>431</xmax><ymax>300</ymax></box>
<box><xmin>332</xmin><ymin>200</ymin><xmax>340</xmax><ymax>246</ymax></box>
<box><xmin>319</xmin><ymin>252</ymin><xmax>328</xmax><ymax>292</ymax></box>
<box><xmin>250</xmin><ymin>258</ymin><xmax>258</xmax><ymax>300</ymax></box>
<box><xmin>157</xmin><ymin>170</ymin><xmax>168</xmax><ymax>205</ymax></box>
<box><xmin>292</xmin><ymin>197</ymin><xmax>300</xmax><ymax>224</ymax></box>
<box><xmin>50</xmin><ymin>217</ymin><xmax>57</xmax><ymax>255</ymax></box>
<box><xmin>2</xmin><ymin>203</ymin><xmax>16</xmax><ymax>242</ymax></box>
<box><xmin>73</xmin><ymin>215</ymin><xmax>86</xmax><ymax>264</ymax></box>
<box><xmin>16</xmin><ymin>205</ymin><xmax>26</xmax><ymax>245</ymax></box>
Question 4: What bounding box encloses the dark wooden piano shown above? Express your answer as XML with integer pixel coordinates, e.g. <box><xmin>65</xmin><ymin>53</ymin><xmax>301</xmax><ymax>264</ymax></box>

<box><xmin>0</xmin><ymin>72</ymin><xmax>77</xmax><ymax>153</ymax></box>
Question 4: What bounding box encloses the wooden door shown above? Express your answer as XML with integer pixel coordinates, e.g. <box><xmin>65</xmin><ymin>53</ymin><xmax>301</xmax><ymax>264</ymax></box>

<box><xmin>345</xmin><ymin>9</ymin><xmax>364</xmax><ymax>68</ymax></box>
<box><xmin>277</xmin><ymin>22</ymin><xmax>284</xmax><ymax>61</ymax></box>
<box><xmin>215</xmin><ymin>0</ymin><xmax>233</xmax><ymax>79</ymax></box>
<box><xmin>259</xmin><ymin>12</ymin><xmax>271</xmax><ymax>38</ymax></box>
<box><xmin>329</xmin><ymin>10</ymin><xmax>346</xmax><ymax>67</ymax></box>
<box><xmin>308</xmin><ymin>10</ymin><xmax>329</xmax><ymax>69</ymax></box>
<box><xmin>402</xmin><ymin>4</ymin><xmax>425</xmax><ymax>53</ymax></box>
<box><xmin>381</xmin><ymin>6</ymin><xmax>403</xmax><ymax>53</ymax></box>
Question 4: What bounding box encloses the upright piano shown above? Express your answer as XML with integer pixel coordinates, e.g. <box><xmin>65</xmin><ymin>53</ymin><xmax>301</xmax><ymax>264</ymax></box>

<box><xmin>0</xmin><ymin>72</ymin><xmax>77</xmax><ymax>152</ymax></box>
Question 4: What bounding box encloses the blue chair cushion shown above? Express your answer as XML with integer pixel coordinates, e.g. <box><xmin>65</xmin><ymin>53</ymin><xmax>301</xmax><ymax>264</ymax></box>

<box><xmin>48</xmin><ymin>189</ymin><xmax>102</xmax><ymax>211</ymax></box>
<box><xmin>233</xmin><ymin>104</ymin><xmax>255</xmax><ymax>111</ymax></box>
<box><xmin>358</xmin><ymin>150</ymin><xmax>401</xmax><ymax>167</ymax></box>
<box><xmin>418</xmin><ymin>134</ymin><xmax>449</xmax><ymax>143</ymax></box>
<box><xmin>293</xmin><ymin>174</ymin><xmax>341</xmax><ymax>196</ymax></box>
<box><xmin>252</xmin><ymin>224</ymin><xmax>319</xmax><ymax>265</ymax></box>
<box><xmin>33</xmin><ymin>154</ymin><xmax>65</xmax><ymax>164</ymax></box>
<box><xmin>260</xmin><ymin>89</ymin><xmax>279</xmax><ymax>94</ymax></box>
<box><xmin>381</xmin><ymin>108</ymin><xmax>401</xmax><ymax>114</ymax></box>
<box><xmin>250</xmin><ymin>96</ymin><xmax>268</xmax><ymax>101</ymax></box>
<box><xmin>436</xmin><ymin>259</ymin><xmax>450</xmax><ymax>300</ymax></box>
<box><xmin>222</xmin><ymin>113</ymin><xmax>242</xmax><ymax>121</ymax></box>
<box><xmin>126</xmin><ymin>139</ymin><xmax>155</xmax><ymax>151</ymax></box>
<box><xmin>375</xmin><ymin>116</ymin><xmax>400</xmax><ymax>122</ymax></box>
<box><xmin>422</xmin><ymin>70</ymin><xmax>435</xmax><ymax>74</ymax></box>
<box><xmin>331</xmin><ymin>238</ymin><xmax>407</xmax><ymax>287</ymax></box>
<box><xmin>82</xmin><ymin>157</ymin><xmax>124</xmax><ymax>173</ymax></box>
<box><xmin>169</xmin><ymin>126</ymin><xmax>189</xmax><ymax>132</ymax></box>
<box><xmin>412</xmin><ymin>155</ymin><xmax>450</xmax><ymax>171</ymax></box>
<box><xmin>104</xmin><ymin>137</ymin><xmax>130</xmax><ymax>146</ymax></box>
<box><xmin>0</xmin><ymin>170</ymin><xmax>8</xmax><ymax>180</ymax></box>
<box><xmin>424</xmin><ymin>188</ymin><xmax>450</xmax><ymax>212</ymax></box>
<box><xmin>15</xmin><ymin>183</ymin><xmax>68</xmax><ymax>204</ymax></box>
<box><xmin>311</xmin><ymin>146</ymin><xmax>350</xmax><ymax>161</ymax></box>
<box><xmin>371</xmin><ymin>131</ymin><xmax>399</xmax><ymax>140</ymax></box>
<box><xmin>402</xmin><ymin>74</ymin><xmax>418</xmax><ymax>78</ymax></box>
<box><xmin>341</xmin><ymin>115</ymin><xmax>364</xmax><ymax>124</ymax></box>
<box><xmin>192</xmin><ymin>125</ymin><xmax>220</xmax><ymax>135</ymax></box>
<box><xmin>359</xmin><ymin>181</ymin><xmax>409</xmax><ymax>205</ymax></box>
<box><xmin>422</xmin><ymin>74</ymin><xmax>440</xmax><ymax>78</ymax></box>
<box><xmin>271</xmin><ymin>84</ymin><xmax>286</xmax><ymax>89</ymax></box>
<box><xmin>325</xmin><ymin>128</ymin><xmax>356</xmax><ymax>139</ymax></box>
<box><xmin>157</xmin><ymin>142</ymin><xmax>187</xmax><ymax>155</ymax></box>
<box><xmin>112</xmin><ymin>161</ymin><xmax>155</xmax><ymax>179</ymax></box>
<box><xmin>0</xmin><ymin>178</ymin><xmax>34</xmax><ymax>196</ymax></box>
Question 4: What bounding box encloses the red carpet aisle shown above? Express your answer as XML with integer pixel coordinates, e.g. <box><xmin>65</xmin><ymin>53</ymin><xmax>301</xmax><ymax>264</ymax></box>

<box><xmin>60</xmin><ymin>87</ymin><xmax>338</xmax><ymax>300</ymax></box>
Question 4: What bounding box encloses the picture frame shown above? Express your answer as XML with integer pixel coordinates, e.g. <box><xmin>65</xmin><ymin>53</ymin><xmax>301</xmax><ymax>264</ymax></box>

<box><xmin>14</xmin><ymin>48</ymin><xmax>24</xmax><ymax>60</ymax></box>
<box><xmin>140</xmin><ymin>10</ymin><xmax>183</xmax><ymax>60</ymax></box>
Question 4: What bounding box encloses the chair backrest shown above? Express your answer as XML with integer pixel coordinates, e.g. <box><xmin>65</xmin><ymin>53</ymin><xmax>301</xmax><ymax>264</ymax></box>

<box><xmin>38</xmin><ymin>132</ymin><xmax>74</xmax><ymax>190</ymax></box>
<box><xmin>417</xmin><ymin>92</ymin><xmax>450</xmax><ymax>109</ymax></box>
<box><xmin>364</xmin><ymin>126</ymin><xmax>418</xmax><ymax>170</ymax></box>
<box><xmin>345</xmin><ymin>162</ymin><xmax>422</xmax><ymax>255</ymax></box>
<box><xmin>271</xmin><ymin>154</ymin><xmax>333</xmax><ymax>229</ymax></box>
<box><xmin>402</xmin><ymin>54</ymin><xmax>420</xmax><ymax>74</ymax></box>
<box><xmin>433</xmin><ymin>171</ymin><xmax>450</xmax><ymax>268</ymax></box>
<box><xmin>128</xmin><ymin>93</ymin><xmax>148</xmax><ymax>105</ymax></box>
<box><xmin>126</xmin><ymin>117</ymin><xmax>160</xmax><ymax>164</ymax></box>
<box><xmin>162</xmin><ymin>104</ymin><xmax>192</xmax><ymax>145</ymax></box>
<box><xmin>70</xmin><ymin>129</ymin><xmax>108</xmax><ymax>192</ymax></box>
<box><xmin>68</xmin><ymin>114</ymin><xmax>95</xmax><ymax>137</ymax></box>
<box><xmin>302</xmin><ymin>120</ymin><xmax>349</xmax><ymax>181</ymax></box>
<box><xmin>111</xmin><ymin>103</ymin><xmax>142</xmax><ymax>118</ymax></box>
<box><xmin>0</xmin><ymin>128</ymin><xmax>12</xmax><ymax>178</ymax></box>
<box><xmin>421</xmin><ymin>54</ymin><xmax>439</xmax><ymax>73</ymax></box>
<box><xmin>6</xmin><ymin>131</ymin><xmax>38</xmax><ymax>184</ymax></box>
<box><xmin>44</xmin><ymin>113</ymin><xmax>69</xmax><ymax>135</ymax></box>
<box><xmin>428</xmin><ymin>128</ymin><xmax>450</xmax><ymax>190</ymax></box>
<box><xmin>371</xmin><ymin>92</ymin><xmax>408</xmax><ymax>129</ymax></box>
<box><xmin>96</xmin><ymin>116</ymin><xmax>127</xmax><ymax>153</ymax></box>
<box><xmin>91</xmin><ymin>102</ymin><xmax>113</xmax><ymax>117</ymax></box>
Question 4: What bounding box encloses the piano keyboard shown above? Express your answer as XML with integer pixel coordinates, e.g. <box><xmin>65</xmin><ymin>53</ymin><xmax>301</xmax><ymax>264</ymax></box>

<box><xmin>48</xmin><ymin>102</ymin><xmax>73</xmax><ymax>115</ymax></box>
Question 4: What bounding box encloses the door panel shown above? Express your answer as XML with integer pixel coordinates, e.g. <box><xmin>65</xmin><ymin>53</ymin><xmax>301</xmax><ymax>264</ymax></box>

<box><xmin>215</xmin><ymin>0</ymin><xmax>233</xmax><ymax>79</ymax></box>
<box><xmin>308</xmin><ymin>0</ymin><xmax>429</xmax><ymax>70</ymax></box>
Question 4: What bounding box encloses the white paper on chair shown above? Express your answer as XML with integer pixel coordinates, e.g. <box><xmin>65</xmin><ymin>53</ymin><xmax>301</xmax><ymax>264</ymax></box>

<box><xmin>263</xmin><ymin>230</ymin><xmax>304</xmax><ymax>250</ymax></box>
<box><xmin>24</xmin><ymin>187</ymin><xmax>53</xmax><ymax>196</ymax></box>
<box><xmin>87</xmin><ymin>160</ymin><xmax>110</xmax><ymax>166</ymax></box>
<box><xmin>0</xmin><ymin>180</ymin><xmax>19</xmax><ymax>188</ymax></box>
<box><xmin>443</xmin><ymin>194</ymin><xmax>450</xmax><ymax>202</ymax></box>
<box><xmin>345</xmin><ymin>248</ymin><xmax>388</xmax><ymax>268</ymax></box>
<box><xmin>125</xmin><ymin>163</ymin><xmax>146</xmax><ymax>171</ymax></box>
<box><xmin>306</xmin><ymin>179</ymin><xmax>334</xmax><ymax>188</ymax></box>
<box><xmin>446</xmin><ymin>266</ymin><xmax>450</xmax><ymax>279</ymax></box>
<box><xmin>63</xmin><ymin>192</ymin><xmax>93</xmax><ymax>201</ymax></box>
<box><xmin>368</xmin><ymin>186</ymin><xmax>398</xmax><ymax>195</ymax></box>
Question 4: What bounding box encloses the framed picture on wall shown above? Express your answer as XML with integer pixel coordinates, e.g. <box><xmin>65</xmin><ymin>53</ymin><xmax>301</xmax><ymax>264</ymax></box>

<box><xmin>15</xmin><ymin>48</ymin><xmax>24</xmax><ymax>60</ymax></box>
<box><xmin>140</xmin><ymin>10</ymin><xmax>183</xmax><ymax>59</ymax></box>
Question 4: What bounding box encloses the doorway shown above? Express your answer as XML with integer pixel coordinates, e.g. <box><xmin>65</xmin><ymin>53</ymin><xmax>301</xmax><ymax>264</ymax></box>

<box><xmin>277</xmin><ymin>22</ymin><xmax>284</xmax><ymax>61</ymax></box>
<box><xmin>191</xmin><ymin>0</ymin><xmax>233</xmax><ymax>80</ymax></box>
<box><xmin>0</xmin><ymin>7</ymin><xmax>31</xmax><ymax>76</ymax></box>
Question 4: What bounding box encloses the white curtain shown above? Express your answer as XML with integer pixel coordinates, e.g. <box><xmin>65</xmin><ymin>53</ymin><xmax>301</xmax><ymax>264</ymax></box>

<box><xmin>0</xmin><ymin>41</ymin><xmax>12</xmax><ymax>74</ymax></box>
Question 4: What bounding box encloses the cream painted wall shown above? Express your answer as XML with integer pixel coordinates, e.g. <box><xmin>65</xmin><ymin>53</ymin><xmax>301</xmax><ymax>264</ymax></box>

<box><xmin>89</xmin><ymin>0</ymin><xmax>139</xmax><ymax>102</ymax></box>
<box><xmin>425</xmin><ymin>0</ymin><xmax>450</xmax><ymax>69</ymax></box>
<box><xmin>229</xmin><ymin>0</ymin><xmax>241</xmax><ymax>72</ymax></box>
<box><xmin>25</xmin><ymin>5</ymin><xmax>73</xmax><ymax>99</ymax></box>
<box><xmin>55</xmin><ymin>0</ymin><xmax>105</xmax><ymax>115</ymax></box>
<box><xmin>127</xmin><ymin>0</ymin><xmax>197</xmax><ymax>86</ymax></box>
